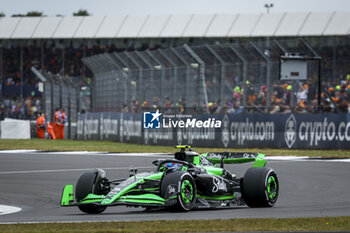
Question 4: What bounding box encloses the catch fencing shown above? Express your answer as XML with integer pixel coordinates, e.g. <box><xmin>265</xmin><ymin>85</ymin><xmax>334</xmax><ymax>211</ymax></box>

<box><xmin>81</xmin><ymin>37</ymin><xmax>346</xmax><ymax>114</ymax></box>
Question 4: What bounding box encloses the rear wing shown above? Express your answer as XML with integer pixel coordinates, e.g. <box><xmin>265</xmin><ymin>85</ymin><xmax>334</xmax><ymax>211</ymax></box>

<box><xmin>202</xmin><ymin>152</ymin><xmax>267</xmax><ymax>168</ymax></box>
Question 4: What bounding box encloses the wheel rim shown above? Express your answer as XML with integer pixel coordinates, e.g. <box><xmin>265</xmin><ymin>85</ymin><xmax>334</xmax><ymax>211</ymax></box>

<box><xmin>181</xmin><ymin>180</ymin><xmax>194</xmax><ymax>204</ymax></box>
<box><xmin>267</xmin><ymin>175</ymin><xmax>277</xmax><ymax>200</ymax></box>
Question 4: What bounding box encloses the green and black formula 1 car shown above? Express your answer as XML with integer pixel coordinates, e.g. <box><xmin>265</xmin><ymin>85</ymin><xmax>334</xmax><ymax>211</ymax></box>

<box><xmin>61</xmin><ymin>146</ymin><xmax>279</xmax><ymax>213</ymax></box>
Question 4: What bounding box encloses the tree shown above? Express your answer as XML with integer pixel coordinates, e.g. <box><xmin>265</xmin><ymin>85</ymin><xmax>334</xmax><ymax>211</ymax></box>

<box><xmin>12</xmin><ymin>11</ymin><xmax>43</xmax><ymax>17</ymax></box>
<box><xmin>0</xmin><ymin>12</ymin><xmax>5</xmax><ymax>17</ymax></box>
<box><xmin>26</xmin><ymin>11</ymin><xmax>43</xmax><ymax>17</ymax></box>
<box><xmin>11</xmin><ymin>14</ymin><xmax>25</xmax><ymax>17</ymax></box>
<box><xmin>73</xmin><ymin>9</ymin><xmax>91</xmax><ymax>16</ymax></box>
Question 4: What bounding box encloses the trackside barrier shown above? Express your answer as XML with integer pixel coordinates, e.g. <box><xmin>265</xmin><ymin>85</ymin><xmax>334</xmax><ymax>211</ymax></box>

<box><xmin>0</xmin><ymin>118</ymin><xmax>31</xmax><ymax>139</ymax></box>
<box><xmin>77</xmin><ymin>113</ymin><xmax>350</xmax><ymax>149</ymax></box>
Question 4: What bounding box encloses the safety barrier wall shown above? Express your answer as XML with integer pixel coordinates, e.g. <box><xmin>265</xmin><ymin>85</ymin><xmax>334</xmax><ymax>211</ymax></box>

<box><xmin>77</xmin><ymin>112</ymin><xmax>350</xmax><ymax>149</ymax></box>
<box><xmin>0</xmin><ymin>118</ymin><xmax>31</xmax><ymax>139</ymax></box>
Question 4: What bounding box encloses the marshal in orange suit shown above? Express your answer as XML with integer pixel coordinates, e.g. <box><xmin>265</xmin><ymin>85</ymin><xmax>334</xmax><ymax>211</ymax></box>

<box><xmin>36</xmin><ymin>112</ymin><xmax>46</xmax><ymax>139</ymax></box>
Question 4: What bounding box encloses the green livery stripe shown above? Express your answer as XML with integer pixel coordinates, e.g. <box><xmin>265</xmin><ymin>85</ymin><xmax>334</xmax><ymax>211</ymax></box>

<box><xmin>257</xmin><ymin>153</ymin><xmax>265</xmax><ymax>159</ymax></box>
<box><xmin>206</xmin><ymin>157</ymin><xmax>256</xmax><ymax>164</ymax></box>
<box><xmin>101</xmin><ymin>173</ymin><xmax>163</xmax><ymax>205</ymax></box>
<box><xmin>80</xmin><ymin>199</ymin><xmax>102</xmax><ymax>204</ymax></box>
<box><xmin>193</xmin><ymin>156</ymin><xmax>200</xmax><ymax>166</ymax></box>
<box><xmin>141</xmin><ymin>172</ymin><xmax>163</xmax><ymax>180</ymax></box>
<box><xmin>79</xmin><ymin>193</ymin><xmax>104</xmax><ymax>203</ymax></box>
<box><xmin>253</xmin><ymin>159</ymin><xmax>267</xmax><ymax>167</ymax></box>
<box><xmin>165</xmin><ymin>195</ymin><xmax>177</xmax><ymax>201</ymax></box>
<box><xmin>127</xmin><ymin>187</ymin><xmax>159</xmax><ymax>193</ymax></box>
<box><xmin>198</xmin><ymin>194</ymin><xmax>235</xmax><ymax>200</ymax></box>
<box><xmin>61</xmin><ymin>184</ymin><xmax>74</xmax><ymax>206</ymax></box>
<box><xmin>101</xmin><ymin>180</ymin><xmax>140</xmax><ymax>205</ymax></box>
<box><xmin>120</xmin><ymin>194</ymin><xmax>164</xmax><ymax>202</ymax></box>
<box><xmin>118</xmin><ymin>194</ymin><xmax>165</xmax><ymax>204</ymax></box>
<box><xmin>203</xmin><ymin>166</ymin><xmax>223</xmax><ymax>176</ymax></box>
<box><xmin>202</xmin><ymin>153</ymin><xmax>266</xmax><ymax>167</ymax></box>
<box><xmin>117</xmin><ymin>199</ymin><xmax>164</xmax><ymax>204</ymax></box>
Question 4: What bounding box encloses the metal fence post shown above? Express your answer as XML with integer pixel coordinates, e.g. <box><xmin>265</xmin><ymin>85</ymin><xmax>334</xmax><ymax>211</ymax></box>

<box><xmin>205</xmin><ymin>44</ymin><xmax>226</xmax><ymax>103</ymax></box>
<box><xmin>20</xmin><ymin>43</ymin><xmax>23</xmax><ymax>98</ymax></box>
<box><xmin>113</xmin><ymin>53</ymin><xmax>132</xmax><ymax>107</ymax></box>
<box><xmin>249</xmin><ymin>41</ymin><xmax>272</xmax><ymax>109</ymax></box>
<box><xmin>64</xmin><ymin>75</ymin><xmax>79</xmax><ymax>139</ymax></box>
<box><xmin>83</xmin><ymin>55</ymin><xmax>106</xmax><ymax>111</ymax></box>
<box><xmin>300</xmin><ymin>38</ymin><xmax>323</xmax><ymax>112</ymax></box>
<box><xmin>30</xmin><ymin>66</ymin><xmax>47</xmax><ymax>115</ymax></box>
<box><xmin>159</xmin><ymin>50</ymin><xmax>178</xmax><ymax>106</ymax></box>
<box><xmin>170</xmin><ymin>48</ymin><xmax>191</xmax><ymax>111</ymax></box>
<box><xmin>146</xmin><ymin>50</ymin><xmax>165</xmax><ymax>106</ymax></box>
<box><xmin>123</xmin><ymin>53</ymin><xmax>143</xmax><ymax>103</ymax></box>
<box><xmin>183</xmin><ymin>44</ymin><xmax>209</xmax><ymax>113</ymax></box>
<box><xmin>227</xmin><ymin>43</ymin><xmax>248</xmax><ymax>111</ymax></box>
<box><xmin>136</xmin><ymin>51</ymin><xmax>154</xmax><ymax>104</ymax></box>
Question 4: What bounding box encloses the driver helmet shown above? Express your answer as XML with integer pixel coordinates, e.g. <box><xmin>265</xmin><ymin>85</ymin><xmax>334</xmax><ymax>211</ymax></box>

<box><xmin>167</xmin><ymin>163</ymin><xmax>183</xmax><ymax>170</ymax></box>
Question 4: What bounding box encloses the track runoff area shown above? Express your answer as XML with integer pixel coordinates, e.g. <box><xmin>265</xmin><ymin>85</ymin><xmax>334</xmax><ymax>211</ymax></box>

<box><xmin>0</xmin><ymin>149</ymin><xmax>349</xmax><ymax>224</ymax></box>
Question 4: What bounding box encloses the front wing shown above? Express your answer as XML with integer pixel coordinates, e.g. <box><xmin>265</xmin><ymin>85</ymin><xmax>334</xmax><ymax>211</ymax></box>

<box><xmin>61</xmin><ymin>184</ymin><xmax>166</xmax><ymax>207</ymax></box>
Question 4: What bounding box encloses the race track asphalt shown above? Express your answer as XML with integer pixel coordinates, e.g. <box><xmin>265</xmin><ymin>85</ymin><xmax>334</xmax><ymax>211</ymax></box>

<box><xmin>0</xmin><ymin>151</ymin><xmax>349</xmax><ymax>223</ymax></box>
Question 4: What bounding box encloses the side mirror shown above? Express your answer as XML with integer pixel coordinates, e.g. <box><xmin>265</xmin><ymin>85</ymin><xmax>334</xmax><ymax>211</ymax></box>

<box><xmin>152</xmin><ymin>160</ymin><xmax>160</xmax><ymax>166</ymax></box>
<box><xmin>129</xmin><ymin>167</ymin><xmax>138</xmax><ymax>180</ymax></box>
<box><xmin>221</xmin><ymin>151</ymin><xmax>229</xmax><ymax>168</ymax></box>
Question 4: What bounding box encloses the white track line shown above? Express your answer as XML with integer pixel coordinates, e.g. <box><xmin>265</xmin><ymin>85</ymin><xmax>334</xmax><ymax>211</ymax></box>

<box><xmin>0</xmin><ymin>166</ymin><xmax>153</xmax><ymax>175</ymax></box>
<box><xmin>0</xmin><ymin>150</ymin><xmax>38</xmax><ymax>153</ymax></box>
<box><xmin>0</xmin><ymin>150</ymin><xmax>172</xmax><ymax>157</ymax></box>
<box><xmin>266</xmin><ymin>156</ymin><xmax>350</xmax><ymax>162</ymax></box>
<box><xmin>0</xmin><ymin>205</ymin><xmax>22</xmax><ymax>216</ymax></box>
<box><xmin>266</xmin><ymin>156</ymin><xmax>309</xmax><ymax>160</ymax></box>
<box><xmin>0</xmin><ymin>150</ymin><xmax>350</xmax><ymax>162</ymax></box>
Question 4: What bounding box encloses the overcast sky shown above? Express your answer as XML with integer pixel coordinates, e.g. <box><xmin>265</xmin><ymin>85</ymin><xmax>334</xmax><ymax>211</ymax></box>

<box><xmin>1</xmin><ymin>0</ymin><xmax>350</xmax><ymax>16</ymax></box>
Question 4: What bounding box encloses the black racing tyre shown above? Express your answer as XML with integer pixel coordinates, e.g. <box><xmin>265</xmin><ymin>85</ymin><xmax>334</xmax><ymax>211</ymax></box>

<box><xmin>161</xmin><ymin>171</ymin><xmax>196</xmax><ymax>211</ymax></box>
<box><xmin>75</xmin><ymin>170</ymin><xmax>107</xmax><ymax>214</ymax></box>
<box><xmin>241</xmin><ymin>167</ymin><xmax>279</xmax><ymax>207</ymax></box>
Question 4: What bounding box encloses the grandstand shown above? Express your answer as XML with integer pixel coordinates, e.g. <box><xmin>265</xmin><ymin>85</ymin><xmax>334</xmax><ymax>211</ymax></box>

<box><xmin>1</xmin><ymin>12</ymin><xmax>350</xmax><ymax>121</ymax></box>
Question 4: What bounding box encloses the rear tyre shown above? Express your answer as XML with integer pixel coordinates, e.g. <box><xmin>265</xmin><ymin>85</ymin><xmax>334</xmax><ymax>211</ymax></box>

<box><xmin>161</xmin><ymin>171</ymin><xmax>196</xmax><ymax>211</ymax></box>
<box><xmin>241</xmin><ymin>167</ymin><xmax>279</xmax><ymax>207</ymax></box>
<box><xmin>75</xmin><ymin>170</ymin><xmax>108</xmax><ymax>214</ymax></box>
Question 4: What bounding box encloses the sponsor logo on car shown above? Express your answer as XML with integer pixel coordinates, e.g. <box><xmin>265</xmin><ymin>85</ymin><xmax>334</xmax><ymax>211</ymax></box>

<box><xmin>212</xmin><ymin>177</ymin><xmax>227</xmax><ymax>193</ymax></box>
<box><xmin>168</xmin><ymin>185</ymin><xmax>176</xmax><ymax>195</ymax></box>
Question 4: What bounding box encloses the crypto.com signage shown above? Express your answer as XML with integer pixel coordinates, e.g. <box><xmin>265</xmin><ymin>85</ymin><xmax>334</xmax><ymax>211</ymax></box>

<box><xmin>219</xmin><ymin>113</ymin><xmax>350</xmax><ymax>149</ymax></box>
<box><xmin>77</xmin><ymin>113</ymin><xmax>350</xmax><ymax>149</ymax></box>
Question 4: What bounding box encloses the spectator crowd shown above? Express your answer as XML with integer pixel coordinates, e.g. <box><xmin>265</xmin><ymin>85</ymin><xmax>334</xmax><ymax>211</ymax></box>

<box><xmin>1</xmin><ymin>38</ymin><xmax>350</xmax><ymax>117</ymax></box>
<box><xmin>118</xmin><ymin>75</ymin><xmax>350</xmax><ymax>115</ymax></box>
<box><xmin>0</xmin><ymin>96</ymin><xmax>42</xmax><ymax>120</ymax></box>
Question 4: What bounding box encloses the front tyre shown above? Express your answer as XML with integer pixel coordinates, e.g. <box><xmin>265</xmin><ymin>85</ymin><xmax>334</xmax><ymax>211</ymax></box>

<box><xmin>241</xmin><ymin>167</ymin><xmax>279</xmax><ymax>207</ymax></box>
<box><xmin>178</xmin><ymin>175</ymin><xmax>196</xmax><ymax>211</ymax></box>
<box><xmin>75</xmin><ymin>170</ymin><xmax>108</xmax><ymax>214</ymax></box>
<box><xmin>161</xmin><ymin>171</ymin><xmax>196</xmax><ymax>211</ymax></box>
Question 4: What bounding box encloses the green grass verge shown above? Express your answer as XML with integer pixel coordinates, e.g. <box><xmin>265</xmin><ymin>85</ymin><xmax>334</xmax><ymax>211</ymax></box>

<box><xmin>0</xmin><ymin>217</ymin><xmax>349</xmax><ymax>232</ymax></box>
<box><xmin>0</xmin><ymin>139</ymin><xmax>349</xmax><ymax>157</ymax></box>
